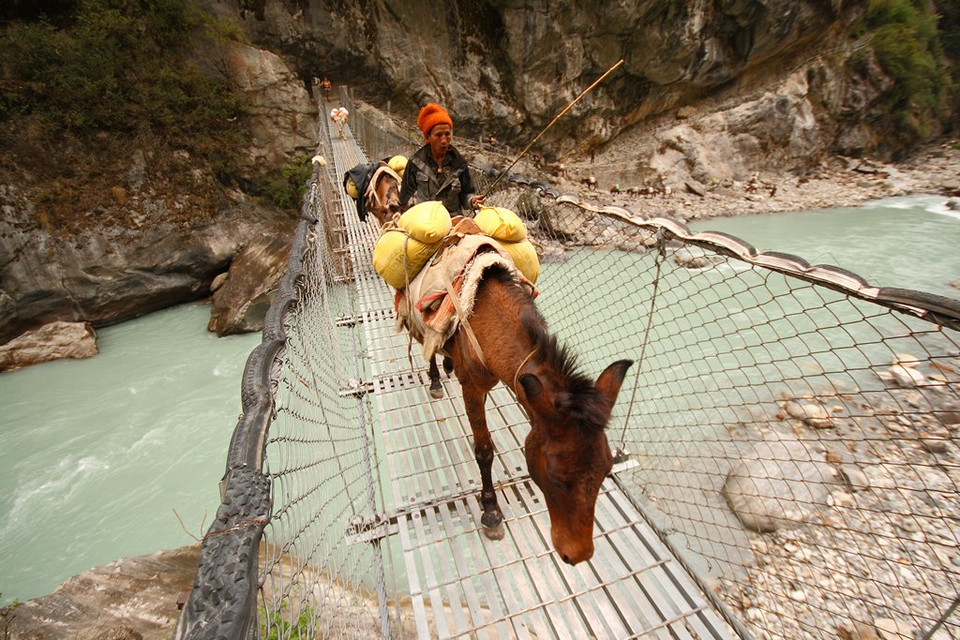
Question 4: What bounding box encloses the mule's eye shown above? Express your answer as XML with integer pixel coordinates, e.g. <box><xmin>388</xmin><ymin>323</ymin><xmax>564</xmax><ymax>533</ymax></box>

<box><xmin>550</xmin><ymin>477</ymin><xmax>571</xmax><ymax>491</ymax></box>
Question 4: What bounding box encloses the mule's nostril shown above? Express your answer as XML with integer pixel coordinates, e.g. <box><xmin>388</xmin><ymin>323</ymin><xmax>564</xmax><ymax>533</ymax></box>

<box><xmin>561</xmin><ymin>554</ymin><xmax>573</xmax><ymax>565</ymax></box>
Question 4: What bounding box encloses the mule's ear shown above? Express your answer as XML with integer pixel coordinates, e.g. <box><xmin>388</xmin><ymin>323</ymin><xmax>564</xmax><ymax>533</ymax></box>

<box><xmin>595</xmin><ymin>360</ymin><xmax>633</xmax><ymax>403</ymax></box>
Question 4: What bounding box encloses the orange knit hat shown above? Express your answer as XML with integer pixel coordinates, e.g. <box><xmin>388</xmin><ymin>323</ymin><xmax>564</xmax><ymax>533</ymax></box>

<box><xmin>417</xmin><ymin>103</ymin><xmax>453</xmax><ymax>137</ymax></box>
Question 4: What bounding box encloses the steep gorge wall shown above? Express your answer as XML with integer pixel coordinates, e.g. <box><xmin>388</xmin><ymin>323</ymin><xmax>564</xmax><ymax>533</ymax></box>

<box><xmin>209</xmin><ymin>0</ymin><xmax>872</xmax><ymax>157</ymax></box>
<box><xmin>0</xmin><ymin>38</ymin><xmax>313</xmax><ymax>345</ymax></box>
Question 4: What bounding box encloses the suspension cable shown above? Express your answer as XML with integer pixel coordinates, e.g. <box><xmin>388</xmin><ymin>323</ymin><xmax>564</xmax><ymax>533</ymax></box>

<box><xmin>617</xmin><ymin>229</ymin><xmax>667</xmax><ymax>455</ymax></box>
<box><xmin>921</xmin><ymin>593</ymin><xmax>960</xmax><ymax>640</ymax></box>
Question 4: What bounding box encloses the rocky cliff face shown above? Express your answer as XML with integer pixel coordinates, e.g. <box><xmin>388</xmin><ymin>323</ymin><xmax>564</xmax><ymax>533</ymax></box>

<box><xmin>209</xmin><ymin>0</ymin><xmax>870</xmax><ymax>153</ymax></box>
<box><xmin>0</xmin><ymin>38</ymin><xmax>314</xmax><ymax>347</ymax></box>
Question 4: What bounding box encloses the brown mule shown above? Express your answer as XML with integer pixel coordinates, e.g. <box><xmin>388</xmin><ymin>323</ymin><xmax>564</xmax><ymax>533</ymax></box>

<box><xmin>444</xmin><ymin>264</ymin><xmax>632</xmax><ymax>565</ymax></box>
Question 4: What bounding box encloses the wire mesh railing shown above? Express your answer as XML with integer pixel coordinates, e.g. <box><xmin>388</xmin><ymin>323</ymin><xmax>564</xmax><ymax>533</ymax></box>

<box><xmin>336</xmin><ymin>87</ymin><xmax>418</xmax><ymax>163</ymax></box>
<box><xmin>175</xmin><ymin>99</ymin><xmax>960</xmax><ymax>639</ymax></box>
<box><xmin>471</xmin><ymin>180</ymin><xmax>960</xmax><ymax>639</ymax></box>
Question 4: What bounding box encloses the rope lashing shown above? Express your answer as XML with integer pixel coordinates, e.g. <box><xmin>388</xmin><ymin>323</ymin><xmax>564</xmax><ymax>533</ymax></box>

<box><xmin>203</xmin><ymin>517</ymin><xmax>268</xmax><ymax>539</ymax></box>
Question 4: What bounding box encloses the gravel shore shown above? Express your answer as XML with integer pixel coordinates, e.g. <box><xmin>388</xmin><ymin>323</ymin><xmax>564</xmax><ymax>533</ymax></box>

<box><xmin>535</xmin><ymin>140</ymin><xmax>960</xmax><ymax>224</ymax></box>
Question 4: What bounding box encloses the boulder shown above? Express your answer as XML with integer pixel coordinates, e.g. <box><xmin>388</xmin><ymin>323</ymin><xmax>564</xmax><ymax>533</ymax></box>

<box><xmin>673</xmin><ymin>248</ymin><xmax>719</xmax><ymax>270</ymax></box>
<box><xmin>207</xmin><ymin>236</ymin><xmax>291</xmax><ymax>336</ymax></box>
<box><xmin>940</xmin><ymin>179</ymin><xmax>960</xmax><ymax>196</ymax></box>
<box><xmin>684</xmin><ymin>180</ymin><xmax>707</xmax><ymax>197</ymax></box>
<box><xmin>781</xmin><ymin>399</ymin><xmax>833</xmax><ymax>428</ymax></box>
<box><xmin>723</xmin><ymin>432</ymin><xmax>837</xmax><ymax>532</ymax></box>
<box><xmin>0</xmin><ymin>321</ymin><xmax>98</xmax><ymax>372</ymax></box>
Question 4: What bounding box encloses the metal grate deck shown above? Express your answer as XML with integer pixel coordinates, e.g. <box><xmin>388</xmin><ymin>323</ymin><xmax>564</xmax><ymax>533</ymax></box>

<box><xmin>324</xmin><ymin>117</ymin><xmax>738</xmax><ymax>640</ymax></box>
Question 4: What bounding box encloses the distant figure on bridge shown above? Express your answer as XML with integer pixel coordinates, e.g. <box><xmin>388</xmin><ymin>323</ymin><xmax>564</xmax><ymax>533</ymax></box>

<box><xmin>330</xmin><ymin>106</ymin><xmax>349</xmax><ymax>139</ymax></box>
<box><xmin>320</xmin><ymin>76</ymin><xmax>332</xmax><ymax>101</ymax></box>
<box><xmin>399</xmin><ymin>103</ymin><xmax>485</xmax><ymax>216</ymax></box>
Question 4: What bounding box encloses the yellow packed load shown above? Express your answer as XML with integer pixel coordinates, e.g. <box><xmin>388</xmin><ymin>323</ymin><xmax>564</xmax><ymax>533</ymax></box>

<box><xmin>475</xmin><ymin>206</ymin><xmax>527</xmax><ymax>242</ymax></box>
<box><xmin>345</xmin><ymin>177</ymin><xmax>359</xmax><ymax>199</ymax></box>
<box><xmin>496</xmin><ymin>238</ymin><xmax>540</xmax><ymax>284</ymax></box>
<box><xmin>398</xmin><ymin>200</ymin><xmax>451</xmax><ymax>243</ymax></box>
<box><xmin>388</xmin><ymin>155</ymin><xmax>408</xmax><ymax>177</ymax></box>
<box><xmin>373</xmin><ymin>230</ymin><xmax>442</xmax><ymax>290</ymax></box>
<box><xmin>372</xmin><ymin>201</ymin><xmax>452</xmax><ymax>289</ymax></box>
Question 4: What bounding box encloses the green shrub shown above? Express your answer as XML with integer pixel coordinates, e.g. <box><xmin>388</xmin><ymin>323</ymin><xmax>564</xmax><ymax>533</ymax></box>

<box><xmin>261</xmin><ymin>604</ymin><xmax>313</xmax><ymax>640</ymax></box>
<box><xmin>262</xmin><ymin>155</ymin><xmax>314</xmax><ymax>211</ymax></box>
<box><xmin>0</xmin><ymin>0</ymin><xmax>245</xmax><ymax>156</ymax></box>
<box><xmin>859</xmin><ymin>0</ymin><xmax>953</xmax><ymax>143</ymax></box>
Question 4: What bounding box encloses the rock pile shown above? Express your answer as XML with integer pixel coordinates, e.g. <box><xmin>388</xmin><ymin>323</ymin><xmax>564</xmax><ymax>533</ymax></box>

<box><xmin>714</xmin><ymin>355</ymin><xmax>960</xmax><ymax>640</ymax></box>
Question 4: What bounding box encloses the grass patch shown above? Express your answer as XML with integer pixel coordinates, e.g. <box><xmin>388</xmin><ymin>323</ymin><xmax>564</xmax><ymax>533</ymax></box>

<box><xmin>261</xmin><ymin>604</ymin><xmax>313</xmax><ymax>640</ymax></box>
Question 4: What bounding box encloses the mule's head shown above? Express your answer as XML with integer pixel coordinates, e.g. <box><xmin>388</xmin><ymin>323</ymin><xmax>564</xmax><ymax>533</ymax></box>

<box><xmin>367</xmin><ymin>161</ymin><xmax>401</xmax><ymax>226</ymax></box>
<box><xmin>519</xmin><ymin>358</ymin><xmax>632</xmax><ymax>565</ymax></box>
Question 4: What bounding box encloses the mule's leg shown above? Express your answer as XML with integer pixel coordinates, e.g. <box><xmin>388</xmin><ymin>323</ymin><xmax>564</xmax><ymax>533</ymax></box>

<box><xmin>442</xmin><ymin>356</ymin><xmax>454</xmax><ymax>376</ymax></box>
<box><xmin>462</xmin><ymin>386</ymin><xmax>505</xmax><ymax>539</ymax></box>
<box><xmin>428</xmin><ymin>357</ymin><xmax>443</xmax><ymax>399</ymax></box>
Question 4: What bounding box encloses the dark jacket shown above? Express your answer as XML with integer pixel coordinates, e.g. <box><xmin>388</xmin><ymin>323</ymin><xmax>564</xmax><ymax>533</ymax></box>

<box><xmin>399</xmin><ymin>144</ymin><xmax>477</xmax><ymax>214</ymax></box>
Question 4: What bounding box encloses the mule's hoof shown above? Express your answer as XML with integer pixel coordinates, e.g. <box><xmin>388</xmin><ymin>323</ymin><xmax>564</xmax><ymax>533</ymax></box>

<box><xmin>482</xmin><ymin>523</ymin><xmax>506</xmax><ymax>541</ymax></box>
<box><xmin>481</xmin><ymin>508</ymin><xmax>503</xmax><ymax>530</ymax></box>
<box><xmin>429</xmin><ymin>385</ymin><xmax>443</xmax><ymax>399</ymax></box>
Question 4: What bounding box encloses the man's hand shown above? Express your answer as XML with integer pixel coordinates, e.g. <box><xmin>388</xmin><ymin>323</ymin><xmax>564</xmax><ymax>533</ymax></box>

<box><xmin>469</xmin><ymin>194</ymin><xmax>486</xmax><ymax>209</ymax></box>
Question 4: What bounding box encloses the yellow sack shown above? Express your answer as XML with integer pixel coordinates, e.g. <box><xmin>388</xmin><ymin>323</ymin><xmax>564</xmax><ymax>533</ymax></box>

<box><xmin>345</xmin><ymin>177</ymin><xmax>359</xmax><ymax>199</ymax></box>
<box><xmin>498</xmin><ymin>239</ymin><xmax>540</xmax><ymax>284</ymax></box>
<box><xmin>388</xmin><ymin>155</ymin><xmax>408</xmax><ymax>178</ymax></box>
<box><xmin>475</xmin><ymin>206</ymin><xmax>527</xmax><ymax>242</ymax></box>
<box><xmin>398</xmin><ymin>201</ymin><xmax>451</xmax><ymax>244</ymax></box>
<box><xmin>373</xmin><ymin>230</ymin><xmax>440</xmax><ymax>289</ymax></box>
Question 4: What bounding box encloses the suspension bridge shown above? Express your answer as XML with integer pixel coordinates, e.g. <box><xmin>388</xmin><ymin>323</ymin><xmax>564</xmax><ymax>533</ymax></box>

<box><xmin>315</xmin><ymin>99</ymin><xmax>739</xmax><ymax>640</ymax></box>
<box><xmin>175</xmin><ymin>93</ymin><xmax>960</xmax><ymax>640</ymax></box>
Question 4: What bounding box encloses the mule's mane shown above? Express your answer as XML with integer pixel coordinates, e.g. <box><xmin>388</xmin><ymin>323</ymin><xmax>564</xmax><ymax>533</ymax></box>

<box><xmin>485</xmin><ymin>265</ymin><xmax>610</xmax><ymax>432</ymax></box>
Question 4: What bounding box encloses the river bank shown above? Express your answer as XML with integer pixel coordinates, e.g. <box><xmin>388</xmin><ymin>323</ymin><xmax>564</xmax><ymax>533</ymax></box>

<box><xmin>2</xmin><ymin>547</ymin><xmax>200</xmax><ymax>640</ymax></box>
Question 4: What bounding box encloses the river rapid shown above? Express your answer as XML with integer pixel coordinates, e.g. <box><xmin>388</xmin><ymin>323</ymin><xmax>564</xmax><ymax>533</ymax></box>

<box><xmin>0</xmin><ymin>304</ymin><xmax>259</xmax><ymax>602</ymax></box>
<box><xmin>0</xmin><ymin>195</ymin><xmax>957</xmax><ymax>604</ymax></box>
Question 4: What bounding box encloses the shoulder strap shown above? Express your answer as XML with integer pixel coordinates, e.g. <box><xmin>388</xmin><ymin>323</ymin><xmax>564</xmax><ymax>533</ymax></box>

<box><xmin>433</xmin><ymin>166</ymin><xmax>465</xmax><ymax>199</ymax></box>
